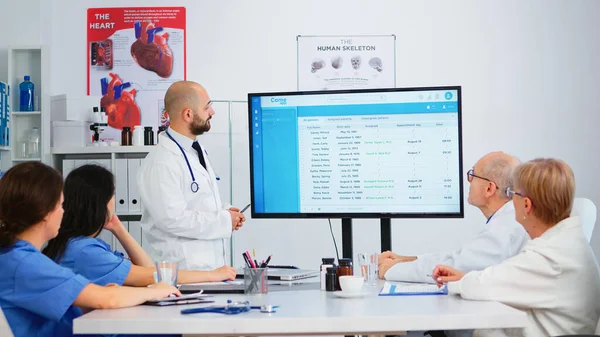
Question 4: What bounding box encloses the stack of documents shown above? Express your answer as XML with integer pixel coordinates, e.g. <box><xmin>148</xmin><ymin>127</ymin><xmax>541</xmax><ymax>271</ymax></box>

<box><xmin>379</xmin><ymin>282</ymin><xmax>448</xmax><ymax>296</ymax></box>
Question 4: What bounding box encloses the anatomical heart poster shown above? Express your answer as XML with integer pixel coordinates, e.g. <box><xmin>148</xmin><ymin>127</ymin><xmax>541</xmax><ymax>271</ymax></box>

<box><xmin>297</xmin><ymin>35</ymin><xmax>395</xmax><ymax>91</ymax></box>
<box><xmin>87</xmin><ymin>7</ymin><xmax>186</xmax><ymax>142</ymax></box>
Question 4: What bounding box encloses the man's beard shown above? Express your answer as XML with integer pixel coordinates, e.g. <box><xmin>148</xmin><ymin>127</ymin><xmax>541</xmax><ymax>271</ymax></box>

<box><xmin>190</xmin><ymin>115</ymin><xmax>211</xmax><ymax>135</ymax></box>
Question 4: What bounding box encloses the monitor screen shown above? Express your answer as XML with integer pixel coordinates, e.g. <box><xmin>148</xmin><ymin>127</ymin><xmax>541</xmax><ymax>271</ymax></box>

<box><xmin>248</xmin><ymin>86</ymin><xmax>464</xmax><ymax>218</ymax></box>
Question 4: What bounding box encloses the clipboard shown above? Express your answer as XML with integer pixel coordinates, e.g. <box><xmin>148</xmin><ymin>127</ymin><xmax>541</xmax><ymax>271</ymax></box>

<box><xmin>144</xmin><ymin>298</ymin><xmax>215</xmax><ymax>306</ymax></box>
<box><xmin>379</xmin><ymin>282</ymin><xmax>448</xmax><ymax>296</ymax></box>
<box><xmin>143</xmin><ymin>291</ymin><xmax>213</xmax><ymax>306</ymax></box>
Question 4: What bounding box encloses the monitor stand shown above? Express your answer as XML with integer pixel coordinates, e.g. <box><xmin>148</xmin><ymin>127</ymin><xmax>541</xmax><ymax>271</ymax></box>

<box><xmin>342</xmin><ymin>218</ymin><xmax>353</xmax><ymax>259</ymax></box>
<box><xmin>341</xmin><ymin>218</ymin><xmax>392</xmax><ymax>259</ymax></box>
<box><xmin>380</xmin><ymin>218</ymin><xmax>391</xmax><ymax>252</ymax></box>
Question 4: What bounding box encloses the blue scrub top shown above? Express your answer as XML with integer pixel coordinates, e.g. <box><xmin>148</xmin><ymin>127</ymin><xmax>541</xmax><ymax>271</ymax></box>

<box><xmin>0</xmin><ymin>240</ymin><xmax>90</xmax><ymax>337</ymax></box>
<box><xmin>58</xmin><ymin>237</ymin><xmax>132</xmax><ymax>286</ymax></box>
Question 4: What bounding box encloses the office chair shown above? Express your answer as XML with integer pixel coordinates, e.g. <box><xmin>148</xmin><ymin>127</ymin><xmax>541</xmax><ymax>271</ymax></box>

<box><xmin>0</xmin><ymin>306</ymin><xmax>14</xmax><ymax>337</ymax></box>
<box><xmin>571</xmin><ymin>198</ymin><xmax>597</xmax><ymax>243</ymax></box>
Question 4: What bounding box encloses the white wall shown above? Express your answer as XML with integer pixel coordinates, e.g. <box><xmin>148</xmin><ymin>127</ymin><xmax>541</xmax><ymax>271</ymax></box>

<box><xmin>0</xmin><ymin>0</ymin><xmax>52</xmax><ymax>84</ymax></box>
<box><xmin>0</xmin><ymin>0</ymin><xmax>40</xmax><ymax>82</ymax></box>
<box><xmin>5</xmin><ymin>0</ymin><xmax>600</xmax><ymax>268</ymax></box>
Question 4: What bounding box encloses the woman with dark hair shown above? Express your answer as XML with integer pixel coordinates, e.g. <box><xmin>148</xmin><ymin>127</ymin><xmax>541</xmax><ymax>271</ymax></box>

<box><xmin>44</xmin><ymin>164</ymin><xmax>235</xmax><ymax>287</ymax></box>
<box><xmin>0</xmin><ymin>162</ymin><xmax>179</xmax><ymax>337</ymax></box>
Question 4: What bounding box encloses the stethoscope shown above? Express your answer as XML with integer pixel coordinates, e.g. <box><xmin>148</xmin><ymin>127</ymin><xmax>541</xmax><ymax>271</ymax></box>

<box><xmin>165</xmin><ymin>130</ymin><xmax>220</xmax><ymax>194</ymax></box>
<box><xmin>180</xmin><ymin>300</ymin><xmax>279</xmax><ymax>315</ymax></box>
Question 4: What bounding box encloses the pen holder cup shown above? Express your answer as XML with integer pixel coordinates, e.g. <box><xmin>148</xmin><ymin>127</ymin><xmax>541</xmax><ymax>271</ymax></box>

<box><xmin>244</xmin><ymin>268</ymin><xmax>268</xmax><ymax>294</ymax></box>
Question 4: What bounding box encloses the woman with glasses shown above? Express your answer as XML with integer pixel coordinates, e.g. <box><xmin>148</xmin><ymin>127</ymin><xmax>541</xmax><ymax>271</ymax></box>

<box><xmin>433</xmin><ymin>158</ymin><xmax>600</xmax><ymax>336</ymax></box>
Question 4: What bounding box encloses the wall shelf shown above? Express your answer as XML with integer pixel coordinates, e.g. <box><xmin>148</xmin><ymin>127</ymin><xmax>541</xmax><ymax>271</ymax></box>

<box><xmin>0</xmin><ymin>45</ymin><xmax>49</xmax><ymax>172</ymax></box>
<box><xmin>52</xmin><ymin>146</ymin><xmax>156</xmax><ymax>155</ymax></box>
<box><xmin>12</xmin><ymin>111</ymin><xmax>41</xmax><ymax>116</ymax></box>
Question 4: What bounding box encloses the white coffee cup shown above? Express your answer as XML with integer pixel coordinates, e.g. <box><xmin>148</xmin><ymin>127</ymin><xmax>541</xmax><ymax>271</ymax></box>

<box><xmin>339</xmin><ymin>275</ymin><xmax>364</xmax><ymax>293</ymax></box>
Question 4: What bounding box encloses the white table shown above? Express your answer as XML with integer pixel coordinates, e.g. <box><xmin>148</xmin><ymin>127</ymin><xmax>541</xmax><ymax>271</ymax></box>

<box><xmin>73</xmin><ymin>287</ymin><xmax>527</xmax><ymax>336</ymax></box>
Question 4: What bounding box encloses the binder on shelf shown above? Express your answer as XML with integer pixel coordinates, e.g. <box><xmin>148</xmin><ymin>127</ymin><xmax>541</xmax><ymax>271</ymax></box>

<box><xmin>128</xmin><ymin>220</ymin><xmax>142</xmax><ymax>248</ymax></box>
<box><xmin>114</xmin><ymin>221</ymin><xmax>129</xmax><ymax>257</ymax></box>
<box><xmin>98</xmin><ymin>229</ymin><xmax>114</xmax><ymax>251</ymax></box>
<box><xmin>88</xmin><ymin>159</ymin><xmax>111</xmax><ymax>171</ymax></box>
<box><xmin>127</xmin><ymin>158</ymin><xmax>141</xmax><ymax>213</ymax></box>
<box><xmin>73</xmin><ymin>159</ymin><xmax>87</xmax><ymax>170</ymax></box>
<box><xmin>115</xmin><ymin>159</ymin><xmax>129</xmax><ymax>213</ymax></box>
<box><xmin>0</xmin><ymin>82</ymin><xmax>8</xmax><ymax>147</ymax></box>
<box><xmin>62</xmin><ymin>159</ymin><xmax>75</xmax><ymax>179</ymax></box>
<box><xmin>141</xmin><ymin>224</ymin><xmax>150</xmax><ymax>249</ymax></box>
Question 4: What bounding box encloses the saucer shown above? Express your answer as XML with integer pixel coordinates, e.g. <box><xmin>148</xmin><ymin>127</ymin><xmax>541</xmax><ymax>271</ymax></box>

<box><xmin>332</xmin><ymin>290</ymin><xmax>370</xmax><ymax>298</ymax></box>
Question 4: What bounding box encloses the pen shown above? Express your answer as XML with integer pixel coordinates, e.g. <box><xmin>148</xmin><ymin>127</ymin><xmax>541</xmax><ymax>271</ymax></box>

<box><xmin>245</xmin><ymin>251</ymin><xmax>257</xmax><ymax>268</ymax></box>
<box><xmin>427</xmin><ymin>274</ymin><xmax>441</xmax><ymax>280</ymax></box>
<box><xmin>242</xmin><ymin>253</ymin><xmax>252</xmax><ymax>268</ymax></box>
<box><xmin>241</xmin><ymin>203</ymin><xmax>251</xmax><ymax>213</ymax></box>
<box><xmin>263</xmin><ymin>255</ymin><xmax>272</xmax><ymax>267</ymax></box>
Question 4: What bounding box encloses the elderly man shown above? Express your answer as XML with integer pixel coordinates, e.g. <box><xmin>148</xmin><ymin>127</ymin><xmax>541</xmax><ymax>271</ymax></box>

<box><xmin>379</xmin><ymin>151</ymin><xmax>529</xmax><ymax>283</ymax></box>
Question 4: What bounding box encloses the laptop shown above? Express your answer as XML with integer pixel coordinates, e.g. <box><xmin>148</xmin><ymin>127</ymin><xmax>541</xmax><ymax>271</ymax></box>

<box><xmin>236</xmin><ymin>268</ymin><xmax>319</xmax><ymax>281</ymax></box>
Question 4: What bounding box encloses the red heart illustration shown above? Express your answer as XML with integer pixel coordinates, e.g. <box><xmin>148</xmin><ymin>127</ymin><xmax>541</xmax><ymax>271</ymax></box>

<box><xmin>131</xmin><ymin>21</ymin><xmax>173</xmax><ymax>78</ymax></box>
<box><xmin>100</xmin><ymin>73</ymin><xmax>141</xmax><ymax>130</ymax></box>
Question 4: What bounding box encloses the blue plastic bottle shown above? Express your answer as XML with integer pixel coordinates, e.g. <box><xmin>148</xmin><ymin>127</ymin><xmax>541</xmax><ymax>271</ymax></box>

<box><xmin>19</xmin><ymin>76</ymin><xmax>34</xmax><ymax>111</ymax></box>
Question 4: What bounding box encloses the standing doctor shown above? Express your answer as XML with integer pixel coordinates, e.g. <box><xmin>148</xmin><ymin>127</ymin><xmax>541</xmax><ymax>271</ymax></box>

<box><xmin>138</xmin><ymin>81</ymin><xmax>246</xmax><ymax>270</ymax></box>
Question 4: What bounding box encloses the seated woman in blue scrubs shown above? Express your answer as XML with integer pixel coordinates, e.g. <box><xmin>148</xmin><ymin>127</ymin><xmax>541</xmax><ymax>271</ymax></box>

<box><xmin>43</xmin><ymin>164</ymin><xmax>236</xmax><ymax>287</ymax></box>
<box><xmin>0</xmin><ymin>162</ymin><xmax>180</xmax><ymax>337</ymax></box>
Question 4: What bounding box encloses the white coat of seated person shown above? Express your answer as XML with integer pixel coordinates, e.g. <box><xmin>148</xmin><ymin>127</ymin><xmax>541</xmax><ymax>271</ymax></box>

<box><xmin>379</xmin><ymin>152</ymin><xmax>529</xmax><ymax>284</ymax></box>
<box><xmin>433</xmin><ymin>158</ymin><xmax>600</xmax><ymax>337</ymax></box>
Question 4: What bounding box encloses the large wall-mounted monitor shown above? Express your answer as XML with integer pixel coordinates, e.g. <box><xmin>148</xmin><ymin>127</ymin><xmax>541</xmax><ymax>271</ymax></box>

<box><xmin>248</xmin><ymin>86</ymin><xmax>463</xmax><ymax>219</ymax></box>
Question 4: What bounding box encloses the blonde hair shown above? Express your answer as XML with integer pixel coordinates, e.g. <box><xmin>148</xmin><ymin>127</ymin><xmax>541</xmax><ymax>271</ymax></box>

<box><xmin>512</xmin><ymin>158</ymin><xmax>575</xmax><ymax>225</ymax></box>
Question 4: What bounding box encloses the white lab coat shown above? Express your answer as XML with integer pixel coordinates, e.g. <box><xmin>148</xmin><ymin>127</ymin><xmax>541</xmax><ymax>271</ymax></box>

<box><xmin>137</xmin><ymin>128</ymin><xmax>232</xmax><ymax>271</ymax></box>
<box><xmin>449</xmin><ymin>216</ymin><xmax>600</xmax><ymax>337</ymax></box>
<box><xmin>385</xmin><ymin>201</ymin><xmax>530</xmax><ymax>283</ymax></box>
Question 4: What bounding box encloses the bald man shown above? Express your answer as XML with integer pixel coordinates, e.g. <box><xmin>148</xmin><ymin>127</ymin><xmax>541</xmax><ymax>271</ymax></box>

<box><xmin>379</xmin><ymin>151</ymin><xmax>530</xmax><ymax>283</ymax></box>
<box><xmin>137</xmin><ymin>81</ymin><xmax>245</xmax><ymax>270</ymax></box>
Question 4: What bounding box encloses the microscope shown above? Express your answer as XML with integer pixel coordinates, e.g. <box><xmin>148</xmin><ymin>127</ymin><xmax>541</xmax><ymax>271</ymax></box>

<box><xmin>89</xmin><ymin>107</ymin><xmax>109</xmax><ymax>146</ymax></box>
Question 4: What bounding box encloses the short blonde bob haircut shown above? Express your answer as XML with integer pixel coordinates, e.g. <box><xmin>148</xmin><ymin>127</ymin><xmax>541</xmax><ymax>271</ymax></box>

<box><xmin>512</xmin><ymin>158</ymin><xmax>575</xmax><ymax>225</ymax></box>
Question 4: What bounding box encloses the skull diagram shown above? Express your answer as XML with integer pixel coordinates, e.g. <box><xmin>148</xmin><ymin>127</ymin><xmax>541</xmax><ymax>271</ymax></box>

<box><xmin>369</xmin><ymin>57</ymin><xmax>383</xmax><ymax>72</ymax></box>
<box><xmin>311</xmin><ymin>59</ymin><xmax>326</xmax><ymax>73</ymax></box>
<box><xmin>351</xmin><ymin>55</ymin><xmax>361</xmax><ymax>70</ymax></box>
<box><xmin>331</xmin><ymin>56</ymin><xmax>343</xmax><ymax>70</ymax></box>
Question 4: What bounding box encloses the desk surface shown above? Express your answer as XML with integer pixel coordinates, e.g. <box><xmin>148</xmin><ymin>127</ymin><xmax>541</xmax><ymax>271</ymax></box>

<box><xmin>74</xmin><ymin>286</ymin><xmax>527</xmax><ymax>336</ymax></box>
